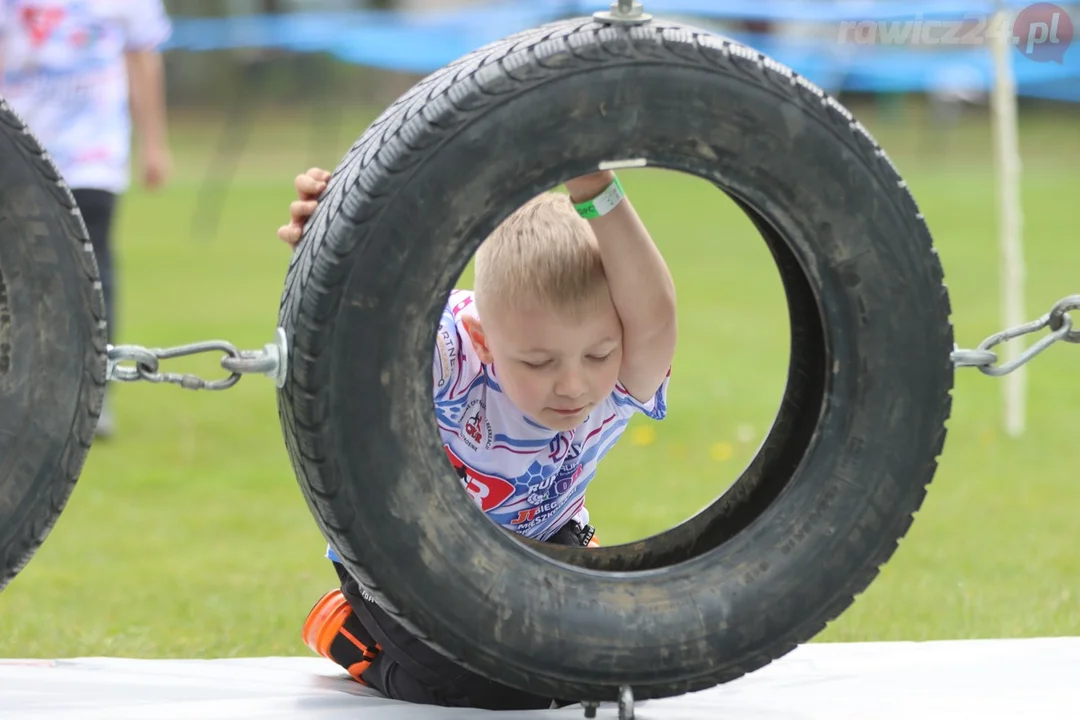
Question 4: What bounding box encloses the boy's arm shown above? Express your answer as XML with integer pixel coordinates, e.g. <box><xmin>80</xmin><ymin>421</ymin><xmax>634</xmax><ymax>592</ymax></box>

<box><xmin>125</xmin><ymin>48</ymin><xmax>170</xmax><ymax>189</ymax></box>
<box><xmin>565</xmin><ymin>171</ymin><xmax>677</xmax><ymax>404</ymax></box>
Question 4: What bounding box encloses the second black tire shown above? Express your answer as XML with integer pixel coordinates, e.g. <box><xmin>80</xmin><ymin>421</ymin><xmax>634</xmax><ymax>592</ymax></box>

<box><xmin>0</xmin><ymin>98</ymin><xmax>108</xmax><ymax>593</ymax></box>
<box><xmin>277</xmin><ymin>17</ymin><xmax>955</xmax><ymax>701</ymax></box>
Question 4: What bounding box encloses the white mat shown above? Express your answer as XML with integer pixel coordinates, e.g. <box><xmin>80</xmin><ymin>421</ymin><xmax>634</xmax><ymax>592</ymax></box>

<box><xmin>4</xmin><ymin>637</ymin><xmax>1080</xmax><ymax>719</ymax></box>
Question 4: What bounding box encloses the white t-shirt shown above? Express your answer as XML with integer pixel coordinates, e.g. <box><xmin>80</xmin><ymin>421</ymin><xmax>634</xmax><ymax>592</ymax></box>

<box><xmin>0</xmin><ymin>0</ymin><xmax>171</xmax><ymax>193</ymax></box>
<box><xmin>327</xmin><ymin>289</ymin><xmax>670</xmax><ymax>563</ymax></box>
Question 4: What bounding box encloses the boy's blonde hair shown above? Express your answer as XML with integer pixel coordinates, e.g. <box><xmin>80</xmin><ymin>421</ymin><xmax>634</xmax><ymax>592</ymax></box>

<box><xmin>474</xmin><ymin>191</ymin><xmax>609</xmax><ymax>322</ymax></box>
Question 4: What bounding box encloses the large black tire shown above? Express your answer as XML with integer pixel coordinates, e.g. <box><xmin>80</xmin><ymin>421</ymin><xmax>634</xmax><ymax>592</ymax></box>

<box><xmin>277</xmin><ymin>16</ymin><xmax>954</xmax><ymax>702</ymax></box>
<box><xmin>0</xmin><ymin>99</ymin><xmax>108</xmax><ymax>592</ymax></box>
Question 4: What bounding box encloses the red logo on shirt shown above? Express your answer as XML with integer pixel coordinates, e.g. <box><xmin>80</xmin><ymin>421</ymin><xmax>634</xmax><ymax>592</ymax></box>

<box><xmin>20</xmin><ymin>6</ymin><xmax>65</xmax><ymax>46</ymax></box>
<box><xmin>444</xmin><ymin>445</ymin><xmax>514</xmax><ymax>512</ymax></box>
<box><xmin>459</xmin><ymin>399</ymin><xmax>492</xmax><ymax>451</ymax></box>
<box><xmin>511</xmin><ymin>508</ymin><xmax>538</xmax><ymax>525</ymax></box>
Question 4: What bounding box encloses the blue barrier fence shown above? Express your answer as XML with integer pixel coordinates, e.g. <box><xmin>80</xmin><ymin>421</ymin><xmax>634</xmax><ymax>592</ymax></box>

<box><xmin>163</xmin><ymin>0</ymin><xmax>1080</xmax><ymax>101</ymax></box>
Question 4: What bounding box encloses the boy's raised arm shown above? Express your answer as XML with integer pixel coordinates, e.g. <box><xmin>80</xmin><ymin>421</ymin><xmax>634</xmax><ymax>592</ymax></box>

<box><xmin>566</xmin><ymin>171</ymin><xmax>677</xmax><ymax>404</ymax></box>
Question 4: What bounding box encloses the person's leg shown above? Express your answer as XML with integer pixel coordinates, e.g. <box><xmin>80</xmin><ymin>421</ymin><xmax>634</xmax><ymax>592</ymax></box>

<box><xmin>303</xmin><ymin>521</ymin><xmax>600</xmax><ymax>708</ymax></box>
<box><xmin>304</xmin><ymin>592</ymin><xmax>450</xmax><ymax>705</ymax></box>
<box><xmin>71</xmin><ymin>189</ymin><xmax>119</xmax><ymax>343</ymax></box>
<box><xmin>71</xmin><ymin>189</ymin><xmax>119</xmax><ymax>437</ymax></box>
<box><xmin>332</xmin><ymin>560</ymin><xmax>555</xmax><ymax>710</ymax></box>
<box><xmin>361</xmin><ymin>651</ymin><xmax>450</xmax><ymax>706</ymax></box>
<box><xmin>303</xmin><ymin>567</ymin><xmax>471</xmax><ymax>705</ymax></box>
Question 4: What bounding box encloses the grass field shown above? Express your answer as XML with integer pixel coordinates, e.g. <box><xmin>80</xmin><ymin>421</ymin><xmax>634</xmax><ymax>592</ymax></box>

<box><xmin>2</xmin><ymin>96</ymin><xmax>1080</xmax><ymax>661</ymax></box>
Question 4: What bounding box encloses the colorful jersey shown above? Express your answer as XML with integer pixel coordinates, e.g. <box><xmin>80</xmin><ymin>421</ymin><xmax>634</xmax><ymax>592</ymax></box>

<box><xmin>327</xmin><ymin>289</ymin><xmax>670</xmax><ymax>563</ymax></box>
<box><xmin>0</xmin><ymin>0</ymin><xmax>171</xmax><ymax>193</ymax></box>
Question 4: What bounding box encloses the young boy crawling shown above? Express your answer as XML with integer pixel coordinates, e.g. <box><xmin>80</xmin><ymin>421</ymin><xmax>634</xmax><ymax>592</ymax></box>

<box><xmin>279</xmin><ymin>167</ymin><xmax>677</xmax><ymax>710</ymax></box>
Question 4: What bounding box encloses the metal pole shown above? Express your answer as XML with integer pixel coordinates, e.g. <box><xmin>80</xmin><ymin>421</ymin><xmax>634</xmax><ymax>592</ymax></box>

<box><xmin>594</xmin><ymin>0</ymin><xmax>652</xmax><ymax>24</ymax></box>
<box><xmin>989</xmin><ymin>0</ymin><xmax>1027</xmax><ymax>437</ymax></box>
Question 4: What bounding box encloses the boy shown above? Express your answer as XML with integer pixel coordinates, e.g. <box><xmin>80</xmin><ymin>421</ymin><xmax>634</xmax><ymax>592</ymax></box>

<box><xmin>0</xmin><ymin>0</ymin><xmax>173</xmax><ymax>438</ymax></box>
<box><xmin>279</xmin><ymin>166</ymin><xmax>677</xmax><ymax>709</ymax></box>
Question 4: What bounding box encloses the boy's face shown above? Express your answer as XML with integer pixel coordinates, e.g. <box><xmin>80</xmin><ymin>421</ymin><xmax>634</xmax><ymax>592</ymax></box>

<box><xmin>464</xmin><ymin>295</ymin><xmax>623</xmax><ymax>432</ymax></box>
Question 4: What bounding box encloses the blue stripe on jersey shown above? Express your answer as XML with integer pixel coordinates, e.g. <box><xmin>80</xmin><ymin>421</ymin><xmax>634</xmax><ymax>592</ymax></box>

<box><xmin>611</xmin><ymin>387</ymin><xmax>667</xmax><ymax>420</ymax></box>
<box><xmin>490</xmin><ymin>433</ymin><xmax>551</xmax><ymax>449</ymax></box>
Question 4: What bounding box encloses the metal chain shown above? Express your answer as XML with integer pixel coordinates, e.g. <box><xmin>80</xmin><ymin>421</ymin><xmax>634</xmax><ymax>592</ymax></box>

<box><xmin>106</xmin><ymin>328</ymin><xmax>287</xmax><ymax>391</ymax></box>
<box><xmin>100</xmin><ymin>290</ymin><xmax>1075</xmax><ymax>392</ymax></box>
<box><xmin>952</xmin><ymin>295</ymin><xmax>1080</xmax><ymax>376</ymax></box>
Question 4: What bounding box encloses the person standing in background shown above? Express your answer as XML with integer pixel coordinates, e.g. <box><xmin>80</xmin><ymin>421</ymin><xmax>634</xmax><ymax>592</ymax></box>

<box><xmin>0</xmin><ymin>1</ymin><xmax>173</xmax><ymax>438</ymax></box>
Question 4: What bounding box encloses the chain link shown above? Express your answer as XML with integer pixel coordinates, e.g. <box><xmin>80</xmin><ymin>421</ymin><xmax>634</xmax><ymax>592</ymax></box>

<box><xmin>952</xmin><ymin>295</ymin><xmax>1080</xmax><ymax>376</ymax></box>
<box><xmin>106</xmin><ymin>328</ymin><xmax>287</xmax><ymax>390</ymax></box>
<box><xmin>100</xmin><ymin>293</ymin><xmax>1075</xmax><ymax>391</ymax></box>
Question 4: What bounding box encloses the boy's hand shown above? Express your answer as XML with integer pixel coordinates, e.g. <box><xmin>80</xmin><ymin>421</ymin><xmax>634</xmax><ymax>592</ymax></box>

<box><xmin>564</xmin><ymin>170</ymin><xmax>615</xmax><ymax>205</ymax></box>
<box><xmin>139</xmin><ymin>140</ymin><xmax>172</xmax><ymax>191</ymax></box>
<box><xmin>278</xmin><ymin>167</ymin><xmax>331</xmax><ymax>250</ymax></box>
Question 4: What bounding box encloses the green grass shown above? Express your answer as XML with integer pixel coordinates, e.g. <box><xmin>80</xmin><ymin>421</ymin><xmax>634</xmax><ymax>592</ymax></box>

<box><xmin>2</xmin><ymin>98</ymin><xmax>1080</xmax><ymax>659</ymax></box>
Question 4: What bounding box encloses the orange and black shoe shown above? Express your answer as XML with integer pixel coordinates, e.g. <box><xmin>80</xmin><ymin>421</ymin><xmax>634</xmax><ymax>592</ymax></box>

<box><xmin>302</xmin><ymin>589</ymin><xmax>381</xmax><ymax>684</ymax></box>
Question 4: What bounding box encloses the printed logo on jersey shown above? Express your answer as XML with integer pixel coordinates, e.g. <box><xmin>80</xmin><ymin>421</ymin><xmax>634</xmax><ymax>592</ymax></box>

<box><xmin>527</xmin><ymin>444</ymin><xmax>583</xmax><ymax>505</ymax></box>
<box><xmin>510</xmin><ymin>493</ymin><xmax>576</xmax><ymax>531</ymax></box>
<box><xmin>460</xmin><ymin>399</ymin><xmax>493</xmax><ymax>451</ymax></box>
<box><xmin>508</xmin><ymin>442</ymin><xmax>585</xmax><ymax>532</ymax></box>
<box><xmin>434</xmin><ymin>325</ymin><xmax>456</xmax><ymax>390</ymax></box>
<box><xmin>539</xmin><ymin>440</ymin><xmax>584</xmax><ymax>501</ymax></box>
<box><xmin>445</xmin><ymin>445</ymin><xmax>514</xmax><ymax>512</ymax></box>
<box><xmin>20</xmin><ymin>6</ymin><xmax>65</xmax><ymax>46</ymax></box>
<box><xmin>525</xmin><ymin>470</ymin><xmax>581</xmax><ymax>506</ymax></box>
<box><xmin>548</xmin><ymin>430</ymin><xmax>576</xmax><ymax>463</ymax></box>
